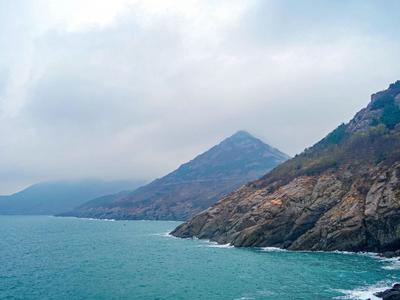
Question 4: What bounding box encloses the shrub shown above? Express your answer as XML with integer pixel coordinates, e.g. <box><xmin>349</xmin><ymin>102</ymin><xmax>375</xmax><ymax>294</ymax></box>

<box><xmin>321</xmin><ymin>123</ymin><xmax>347</xmax><ymax>145</ymax></box>
<box><xmin>381</xmin><ymin>103</ymin><xmax>400</xmax><ymax>129</ymax></box>
<box><xmin>371</xmin><ymin>94</ymin><xmax>395</xmax><ymax>110</ymax></box>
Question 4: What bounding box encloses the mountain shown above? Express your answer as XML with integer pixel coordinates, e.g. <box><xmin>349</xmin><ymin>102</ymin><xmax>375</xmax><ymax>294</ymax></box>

<box><xmin>172</xmin><ymin>81</ymin><xmax>400</xmax><ymax>254</ymax></box>
<box><xmin>0</xmin><ymin>179</ymin><xmax>145</xmax><ymax>215</ymax></box>
<box><xmin>64</xmin><ymin>131</ymin><xmax>289</xmax><ymax>220</ymax></box>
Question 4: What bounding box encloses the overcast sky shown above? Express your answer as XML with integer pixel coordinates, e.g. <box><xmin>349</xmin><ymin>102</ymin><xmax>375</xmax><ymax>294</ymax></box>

<box><xmin>0</xmin><ymin>0</ymin><xmax>400</xmax><ymax>194</ymax></box>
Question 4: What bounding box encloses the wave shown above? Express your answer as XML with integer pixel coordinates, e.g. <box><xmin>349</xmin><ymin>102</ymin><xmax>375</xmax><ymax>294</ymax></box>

<box><xmin>378</xmin><ymin>257</ymin><xmax>400</xmax><ymax>270</ymax></box>
<box><xmin>259</xmin><ymin>247</ymin><xmax>287</xmax><ymax>252</ymax></box>
<box><xmin>80</xmin><ymin>217</ymin><xmax>116</xmax><ymax>221</ymax></box>
<box><xmin>152</xmin><ymin>231</ymin><xmax>179</xmax><ymax>239</ymax></box>
<box><xmin>334</xmin><ymin>281</ymin><xmax>394</xmax><ymax>300</ymax></box>
<box><xmin>61</xmin><ymin>216</ymin><xmax>118</xmax><ymax>222</ymax></box>
<box><xmin>158</xmin><ymin>232</ymin><xmax>400</xmax><ymax>270</ymax></box>
<box><xmin>206</xmin><ymin>242</ymin><xmax>234</xmax><ymax>248</ymax></box>
<box><xmin>256</xmin><ymin>248</ymin><xmax>399</xmax><ymax>271</ymax></box>
<box><xmin>339</xmin><ymin>252</ymin><xmax>400</xmax><ymax>270</ymax></box>
<box><xmin>194</xmin><ymin>239</ymin><xmax>234</xmax><ymax>249</ymax></box>
<box><xmin>156</xmin><ymin>232</ymin><xmax>234</xmax><ymax>248</ymax></box>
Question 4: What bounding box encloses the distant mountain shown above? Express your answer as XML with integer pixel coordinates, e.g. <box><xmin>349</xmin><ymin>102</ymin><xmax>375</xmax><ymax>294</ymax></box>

<box><xmin>65</xmin><ymin>131</ymin><xmax>289</xmax><ymax>220</ymax></box>
<box><xmin>0</xmin><ymin>179</ymin><xmax>145</xmax><ymax>215</ymax></box>
<box><xmin>172</xmin><ymin>81</ymin><xmax>400</xmax><ymax>254</ymax></box>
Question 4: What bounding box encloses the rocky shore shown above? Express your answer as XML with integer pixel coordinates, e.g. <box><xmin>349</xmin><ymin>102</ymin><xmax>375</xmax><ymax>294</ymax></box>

<box><xmin>379</xmin><ymin>251</ymin><xmax>400</xmax><ymax>258</ymax></box>
<box><xmin>171</xmin><ymin>82</ymin><xmax>400</xmax><ymax>253</ymax></box>
<box><xmin>375</xmin><ymin>284</ymin><xmax>400</xmax><ymax>300</ymax></box>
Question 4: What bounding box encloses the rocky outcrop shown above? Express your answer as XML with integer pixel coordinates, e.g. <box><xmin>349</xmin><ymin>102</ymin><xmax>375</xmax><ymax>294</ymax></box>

<box><xmin>375</xmin><ymin>284</ymin><xmax>400</xmax><ymax>300</ymax></box>
<box><xmin>63</xmin><ymin>131</ymin><xmax>289</xmax><ymax>220</ymax></box>
<box><xmin>172</xmin><ymin>81</ymin><xmax>400</xmax><ymax>253</ymax></box>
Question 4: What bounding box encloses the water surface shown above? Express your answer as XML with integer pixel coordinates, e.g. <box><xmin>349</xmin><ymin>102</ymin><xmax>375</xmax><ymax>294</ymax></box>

<box><xmin>0</xmin><ymin>216</ymin><xmax>399</xmax><ymax>299</ymax></box>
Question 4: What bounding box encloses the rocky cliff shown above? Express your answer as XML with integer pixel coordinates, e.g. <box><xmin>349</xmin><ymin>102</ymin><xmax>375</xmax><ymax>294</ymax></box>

<box><xmin>172</xmin><ymin>81</ymin><xmax>400</xmax><ymax>253</ymax></box>
<box><xmin>64</xmin><ymin>131</ymin><xmax>289</xmax><ymax>220</ymax></box>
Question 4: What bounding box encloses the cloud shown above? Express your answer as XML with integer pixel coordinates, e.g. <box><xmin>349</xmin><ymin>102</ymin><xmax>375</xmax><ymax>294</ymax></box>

<box><xmin>0</xmin><ymin>0</ymin><xmax>399</xmax><ymax>193</ymax></box>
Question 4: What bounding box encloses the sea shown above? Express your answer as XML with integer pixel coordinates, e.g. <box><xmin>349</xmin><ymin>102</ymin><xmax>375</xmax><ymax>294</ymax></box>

<box><xmin>0</xmin><ymin>215</ymin><xmax>399</xmax><ymax>300</ymax></box>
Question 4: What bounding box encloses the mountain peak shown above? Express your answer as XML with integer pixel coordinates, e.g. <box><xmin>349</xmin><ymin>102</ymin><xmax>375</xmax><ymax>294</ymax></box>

<box><xmin>219</xmin><ymin>131</ymin><xmax>289</xmax><ymax>161</ymax></box>
<box><xmin>230</xmin><ymin>130</ymin><xmax>253</xmax><ymax>139</ymax></box>
<box><xmin>220</xmin><ymin>130</ymin><xmax>262</xmax><ymax>147</ymax></box>
<box><xmin>68</xmin><ymin>131</ymin><xmax>289</xmax><ymax>220</ymax></box>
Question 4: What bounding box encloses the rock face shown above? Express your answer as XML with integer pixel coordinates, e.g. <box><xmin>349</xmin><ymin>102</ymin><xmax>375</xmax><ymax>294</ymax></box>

<box><xmin>172</xmin><ymin>81</ymin><xmax>400</xmax><ymax>253</ymax></box>
<box><xmin>375</xmin><ymin>284</ymin><xmax>400</xmax><ymax>300</ymax></box>
<box><xmin>64</xmin><ymin>131</ymin><xmax>289</xmax><ymax>220</ymax></box>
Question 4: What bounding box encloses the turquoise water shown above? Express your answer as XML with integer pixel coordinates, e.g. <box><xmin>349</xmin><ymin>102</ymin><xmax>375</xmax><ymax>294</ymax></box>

<box><xmin>0</xmin><ymin>216</ymin><xmax>399</xmax><ymax>300</ymax></box>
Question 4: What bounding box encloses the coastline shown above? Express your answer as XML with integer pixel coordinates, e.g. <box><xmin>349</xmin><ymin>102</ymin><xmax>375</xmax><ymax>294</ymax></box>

<box><xmin>162</xmin><ymin>233</ymin><xmax>400</xmax><ymax>300</ymax></box>
<box><xmin>169</xmin><ymin>232</ymin><xmax>400</xmax><ymax>260</ymax></box>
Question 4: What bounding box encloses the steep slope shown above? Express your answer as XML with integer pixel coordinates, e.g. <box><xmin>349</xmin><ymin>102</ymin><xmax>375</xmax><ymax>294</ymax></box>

<box><xmin>0</xmin><ymin>179</ymin><xmax>144</xmax><ymax>215</ymax></box>
<box><xmin>172</xmin><ymin>81</ymin><xmax>400</xmax><ymax>253</ymax></box>
<box><xmin>65</xmin><ymin>131</ymin><xmax>289</xmax><ymax>220</ymax></box>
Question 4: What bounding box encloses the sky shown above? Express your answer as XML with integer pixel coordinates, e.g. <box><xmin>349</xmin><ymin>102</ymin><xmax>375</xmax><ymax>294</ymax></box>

<box><xmin>0</xmin><ymin>0</ymin><xmax>400</xmax><ymax>194</ymax></box>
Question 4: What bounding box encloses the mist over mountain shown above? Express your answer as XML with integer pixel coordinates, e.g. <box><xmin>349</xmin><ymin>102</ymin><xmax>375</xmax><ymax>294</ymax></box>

<box><xmin>0</xmin><ymin>179</ymin><xmax>145</xmax><ymax>215</ymax></box>
<box><xmin>64</xmin><ymin>131</ymin><xmax>289</xmax><ymax>220</ymax></box>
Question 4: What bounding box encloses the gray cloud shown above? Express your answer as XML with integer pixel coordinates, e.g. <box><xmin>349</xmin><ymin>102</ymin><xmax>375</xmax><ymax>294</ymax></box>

<box><xmin>0</xmin><ymin>68</ymin><xmax>9</xmax><ymax>97</ymax></box>
<box><xmin>0</xmin><ymin>0</ymin><xmax>399</xmax><ymax>193</ymax></box>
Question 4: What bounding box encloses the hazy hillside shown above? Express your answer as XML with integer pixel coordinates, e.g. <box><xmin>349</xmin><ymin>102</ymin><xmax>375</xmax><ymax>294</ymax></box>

<box><xmin>0</xmin><ymin>179</ymin><xmax>145</xmax><ymax>215</ymax></box>
<box><xmin>65</xmin><ymin>131</ymin><xmax>289</xmax><ymax>220</ymax></box>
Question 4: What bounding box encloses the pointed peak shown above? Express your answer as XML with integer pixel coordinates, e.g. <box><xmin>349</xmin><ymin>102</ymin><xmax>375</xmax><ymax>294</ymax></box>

<box><xmin>229</xmin><ymin>130</ymin><xmax>253</xmax><ymax>139</ymax></box>
<box><xmin>222</xmin><ymin>130</ymin><xmax>271</xmax><ymax>149</ymax></box>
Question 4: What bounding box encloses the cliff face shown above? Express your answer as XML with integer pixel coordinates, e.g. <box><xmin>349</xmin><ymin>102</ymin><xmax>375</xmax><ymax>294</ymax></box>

<box><xmin>172</xmin><ymin>81</ymin><xmax>400</xmax><ymax>253</ymax></box>
<box><xmin>64</xmin><ymin>131</ymin><xmax>289</xmax><ymax>220</ymax></box>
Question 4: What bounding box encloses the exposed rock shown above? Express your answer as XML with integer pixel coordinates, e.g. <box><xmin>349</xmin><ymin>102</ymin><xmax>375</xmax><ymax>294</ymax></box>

<box><xmin>375</xmin><ymin>284</ymin><xmax>400</xmax><ymax>300</ymax></box>
<box><xmin>172</xmin><ymin>82</ymin><xmax>400</xmax><ymax>253</ymax></box>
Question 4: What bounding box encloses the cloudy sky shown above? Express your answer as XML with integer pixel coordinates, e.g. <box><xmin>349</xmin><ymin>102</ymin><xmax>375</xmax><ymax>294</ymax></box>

<box><xmin>0</xmin><ymin>0</ymin><xmax>399</xmax><ymax>193</ymax></box>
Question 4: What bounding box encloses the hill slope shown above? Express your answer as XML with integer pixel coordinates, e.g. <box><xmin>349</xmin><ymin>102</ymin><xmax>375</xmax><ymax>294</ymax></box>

<box><xmin>65</xmin><ymin>131</ymin><xmax>289</xmax><ymax>220</ymax></box>
<box><xmin>0</xmin><ymin>179</ymin><xmax>144</xmax><ymax>215</ymax></box>
<box><xmin>172</xmin><ymin>81</ymin><xmax>400</xmax><ymax>253</ymax></box>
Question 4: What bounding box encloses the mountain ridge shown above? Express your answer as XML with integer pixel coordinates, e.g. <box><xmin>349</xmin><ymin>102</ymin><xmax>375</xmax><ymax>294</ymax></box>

<box><xmin>0</xmin><ymin>179</ymin><xmax>145</xmax><ymax>215</ymax></box>
<box><xmin>64</xmin><ymin>131</ymin><xmax>289</xmax><ymax>220</ymax></box>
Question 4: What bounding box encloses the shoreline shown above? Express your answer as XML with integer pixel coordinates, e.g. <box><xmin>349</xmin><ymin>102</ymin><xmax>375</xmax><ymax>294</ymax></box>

<box><xmin>168</xmin><ymin>233</ymin><xmax>400</xmax><ymax>259</ymax></box>
<box><xmin>57</xmin><ymin>215</ymin><xmax>400</xmax><ymax>260</ymax></box>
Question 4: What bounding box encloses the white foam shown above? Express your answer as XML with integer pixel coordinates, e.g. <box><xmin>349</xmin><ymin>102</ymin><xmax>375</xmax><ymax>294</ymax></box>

<box><xmin>75</xmin><ymin>217</ymin><xmax>116</xmax><ymax>221</ymax></box>
<box><xmin>196</xmin><ymin>239</ymin><xmax>234</xmax><ymax>249</ymax></box>
<box><xmin>300</xmin><ymin>250</ymin><xmax>400</xmax><ymax>270</ymax></box>
<box><xmin>164</xmin><ymin>233</ymin><xmax>400</xmax><ymax>269</ymax></box>
<box><xmin>297</xmin><ymin>250</ymin><xmax>379</xmax><ymax>257</ymax></box>
<box><xmin>343</xmin><ymin>252</ymin><xmax>400</xmax><ymax>270</ymax></box>
<box><xmin>378</xmin><ymin>257</ymin><xmax>400</xmax><ymax>270</ymax></box>
<box><xmin>334</xmin><ymin>281</ymin><xmax>393</xmax><ymax>300</ymax></box>
<box><xmin>152</xmin><ymin>231</ymin><xmax>178</xmax><ymax>239</ymax></box>
<box><xmin>207</xmin><ymin>243</ymin><xmax>234</xmax><ymax>248</ymax></box>
<box><xmin>259</xmin><ymin>247</ymin><xmax>287</xmax><ymax>252</ymax></box>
